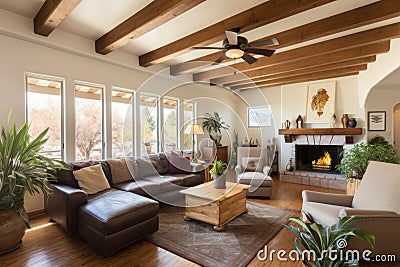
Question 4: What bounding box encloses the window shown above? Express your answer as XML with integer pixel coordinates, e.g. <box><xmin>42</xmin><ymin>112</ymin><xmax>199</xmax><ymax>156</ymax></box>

<box><xmin>139</xmin><ymin>94</ymin><xmax>159</xmax><ymax>155</ymax></box>
<box><xmin>111</xmin><ymin>88</ymin><xmax>134</xmax><ymax>158</ymax></box>
<box><xmin>182</xmin><ymin>101</ymin><xmax>195</xmax><ymax>151</ymax></box>
<box><xmin>162</xmin><ymin>97</ymin><xmax>178</xmax><ymax>152</ymax></box>
<box><xmin>75</xmin><ymin>83</ymin><xmax>104</xmax><ymax>161</ymax></box>
<box><xmin>26</xmin><ymin>75</ymin><xmax>64</xmax><ymax>159</ymax></box>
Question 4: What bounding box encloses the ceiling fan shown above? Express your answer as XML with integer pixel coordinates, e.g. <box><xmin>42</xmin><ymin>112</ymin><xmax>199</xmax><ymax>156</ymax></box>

<box><xmin>192</xmin><ymin>28</ymin><xmax>279</xmax><ymax>65</ymax></box>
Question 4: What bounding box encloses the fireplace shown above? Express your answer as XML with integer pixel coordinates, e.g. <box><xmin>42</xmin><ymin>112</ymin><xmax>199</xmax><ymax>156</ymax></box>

<box><xmin>295</xmin><ymin>145</ymin><xmax>343</xmax><ymax>173</ymax></box>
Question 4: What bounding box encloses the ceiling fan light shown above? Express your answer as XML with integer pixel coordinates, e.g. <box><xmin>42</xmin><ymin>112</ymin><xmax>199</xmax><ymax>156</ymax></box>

<box><xmin>225</xmin><ymin>48</ymin><xmax>244</xmax><ymax>59</ymax></box>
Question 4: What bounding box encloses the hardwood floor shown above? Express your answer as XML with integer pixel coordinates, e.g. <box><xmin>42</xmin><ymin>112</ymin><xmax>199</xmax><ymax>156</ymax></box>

<box><xmin>1</xmin><ymin>177</ymin><xmax>396</xmax><ymax>266</ymax></box>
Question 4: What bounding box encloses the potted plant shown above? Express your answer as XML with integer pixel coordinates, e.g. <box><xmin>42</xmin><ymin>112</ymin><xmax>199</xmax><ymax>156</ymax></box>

<box><xmin>336</xmin><ymin>136</ymin><xmax>400</xmax><ymax>195</ymax></box>
<box><xmin>202</xmin><ymin>112</ymin><xmax>229</xmax><ymax>146</ymax></box>
<box><xmin>0</xmin><ymin>122</ymin><xmax>66</xmax><ymax>254</ymax></box>
<box><xmin>285</xmin><ymin>214</ymin><xmax>375</xmax><ymax>267</ymax></box>
<box><xmin>209</xmin><ymin>158</ymin><xmax>227</xmax><ymax>189</ymax></box>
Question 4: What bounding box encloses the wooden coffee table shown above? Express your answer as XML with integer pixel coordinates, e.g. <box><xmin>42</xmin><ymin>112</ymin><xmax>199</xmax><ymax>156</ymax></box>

<box><xmin>179</xmin><ymin>182</ymin><xmax>250</xmax><ymax>231</ymax></box>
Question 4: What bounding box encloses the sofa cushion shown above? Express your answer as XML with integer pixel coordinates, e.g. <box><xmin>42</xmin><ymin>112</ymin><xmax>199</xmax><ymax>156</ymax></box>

<box><xmin>169</xmin><ymin>151</ymin><xmax>191</xmax><ymax>173</ymax></box>
<box><xmin>79</xmin><ymin>190</ymin><xmax>159</xmax><ymax>235</ymax></box>
<box><xmin>242</xmin><ymin>157</ymin><xmax>266</xmax><ymax>172</ymax></box>
<box><xmin>57</xmin><ymin>167</ymin><xmax>79</xmax><ymax>188</ymax></box>
<box><xmin>142</xmin><ymin>176</ymin><xmax>184</xmax><ymax>194</ymax></box>
<box><xmin>135</xmin><ymin>158</ymin><xmax>159</xmax><ymax>179</ymax></box>
<box><xmin>112</xmin><ymin>180</ymin><xmax>160</xmax><ymax>196</ymax></box>
<box><xmin>170</xmin><ymin>173</ymin><xmax>204</xmax><ymax>187</ymax></box>
<box><xmin>302</xmin><ymin>202</ymin><xmax>348</xmax><ymax>226</ymax></box>
<box><xmin>158</xmin><ymin>153</ymin><xmax>170</xmax><ymax>174</ymax></box>
<box><xmin>107</xmin><ymin>159</ymin><xmax>134</xmax><ymax>184</ymax></box>
<box><xmin>352</xmin><ymin>161</ymin><xmax>400</xmax><ymax>213</ymax></box>
<box><xmin>73</xmin><ymin>164</ymin><xmax>111</xmax><ymax>195</ymax></box>
<box><xmin>148</xmin><ymin>154</ymin><xmax>167</xmax><ymax>174</ymax></box>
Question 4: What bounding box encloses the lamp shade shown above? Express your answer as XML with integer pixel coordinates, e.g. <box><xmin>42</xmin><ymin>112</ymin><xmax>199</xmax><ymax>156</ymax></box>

<box><xmin>185</xmin><ymin>124</ymin><xmax>204</xmax><ymax>135</ymax></box>
<box><xmin>225</xmin><ymin>48</ymin><xmax>244</xmax><ymax>59</ymax></box>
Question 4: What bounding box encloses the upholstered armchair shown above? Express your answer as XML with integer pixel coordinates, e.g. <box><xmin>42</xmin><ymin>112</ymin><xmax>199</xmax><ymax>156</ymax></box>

<box><xmin>235</xmin><ymin>147</ymin><xmax>273</xmax><ymax>198</ymax></box>
<box><xmin>302</xmin><ymin>161</ymin><xmax>400</xmax><ymax>259</ymax></box>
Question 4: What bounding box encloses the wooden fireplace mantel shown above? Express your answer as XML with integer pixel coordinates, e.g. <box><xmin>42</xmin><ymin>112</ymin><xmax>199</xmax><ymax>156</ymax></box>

<box><xmin>278</xmin><ymin>128</ymin><xmax>362</xmax><ymax>144</ymax></box>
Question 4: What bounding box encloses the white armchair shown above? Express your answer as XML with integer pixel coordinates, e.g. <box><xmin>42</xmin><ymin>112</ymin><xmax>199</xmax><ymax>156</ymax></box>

<box><xmin>302</xmin><ymin>161</ymin><xmax>400</xmax><ymax>259</ymax></box>
<box><xmin>235</xmin><ymin>147</ymin><xmax>273</xmax><ymax>198</ymax></box>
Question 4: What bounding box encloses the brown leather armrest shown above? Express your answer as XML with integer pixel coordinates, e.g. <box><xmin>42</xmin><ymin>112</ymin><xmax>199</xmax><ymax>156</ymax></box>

<box><xmin>45</xmin><ymin>183</ymin><xmax>87</xmax><ymax>235</ymax></box>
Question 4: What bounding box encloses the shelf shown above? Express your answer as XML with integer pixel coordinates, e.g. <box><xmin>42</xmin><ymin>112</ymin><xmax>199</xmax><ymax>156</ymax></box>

<box><xmin>278</xmin><ymin>128</ymin><xmax>362</xmax><ymax>144</ymax></box>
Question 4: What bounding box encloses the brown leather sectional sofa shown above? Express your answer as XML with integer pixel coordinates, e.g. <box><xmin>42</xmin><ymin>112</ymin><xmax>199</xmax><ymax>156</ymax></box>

<box><xmin>44</xmin><ymin>153</ymin><xmax>204</xmax><ymax>256</ymax></box>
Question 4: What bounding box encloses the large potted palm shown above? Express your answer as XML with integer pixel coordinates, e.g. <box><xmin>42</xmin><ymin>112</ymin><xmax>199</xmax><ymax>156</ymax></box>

<box><xmin>0</xmin><ymin>121</ymin><xmax>66</xmax><ymax>254</ymax></box>
<box><xmin>202</xmin><ymin>112</ymin><xmax>229</xmax><ymax>146</ymax></box>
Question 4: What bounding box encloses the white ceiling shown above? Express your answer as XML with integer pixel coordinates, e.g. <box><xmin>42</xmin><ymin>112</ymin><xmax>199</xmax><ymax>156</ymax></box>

<box><xmin>0</xmin><ymin>0</ymin><xmax>398</xmax><ymax>86</ymax></box>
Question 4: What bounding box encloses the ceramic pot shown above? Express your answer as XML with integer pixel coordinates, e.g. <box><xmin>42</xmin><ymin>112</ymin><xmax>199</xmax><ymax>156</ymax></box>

<box><xmin>213</xmin><ymin>173</ymin><xmax>227</xmax><ymax>189</ymax></box>
<box><xmin>0</xmin><ymin>207</ymin><xmax>27</xmax><ymax>254</ymax></box>
<box><xmin>210</xmin><ymin>130</ymin><xmax>222</xmax><ymax>146</ymax></box>
<box><xmin>341</xmin><ymin>114</ymin><xmax>349</xmax><ymax>128</ymax></box>
<box><xmin>348</xmin><ymin>118</ymin><xmax>357</xmax><ymax>128</ymax></box>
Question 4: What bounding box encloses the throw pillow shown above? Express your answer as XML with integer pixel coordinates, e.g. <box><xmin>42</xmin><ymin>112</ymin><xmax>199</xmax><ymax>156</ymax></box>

<box><xmin>57</xmin><ymin>167</ymin><xmax>79</xmax><ymax>188</ymax></box>
<box><xmin>107</xmin><ymin>159</ymin><xmax>134</xmax><ymax>184</ymax></box>
<box><xmin>135</xmin><ymin>157</ymin><xmax>159</xmax><ymax>179</ymax></box>
<box><xmin>71</xmin><ymin>161</ymin><xmax>93</xmax><ymax>170</ymax></box>
<box><xmin>169</xmin><ymin>151</ymin><xmax>191</xmax><ymax>173</ymax></box>
<box><xmin>73</xmin><ymin>164</ymin><xmax>110</xmax><ymax>195</ymax></box>
<box><xmin>148</xmin><ymin>154</ymin><xmax>166</xmax><ymax>174</ymax></box>
<box><xmin>158</xmin><ymin>153</ymin><xmax>170</xmax><ymax>174</ymax></box>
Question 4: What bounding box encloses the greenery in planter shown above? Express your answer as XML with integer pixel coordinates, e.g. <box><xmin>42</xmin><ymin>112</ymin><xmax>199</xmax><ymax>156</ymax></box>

<box><xmin>285</xmin><ymin>214</ymin><xmax>375</xmax><ymax>267</ymax></box>
<box><xmin>202</xmin><ymin>112</ymin><xmax>230</xmax><ymax>134</ymax></box>
<box><xmin>209</xmin><ymin>158</ymin><xmax>227</xmax><ymax>176</ymax></box>
<box><xmin>336</xmin><ymin>137</ymin><xmax>400</xmax><ymax>181</ymax></box>
<box><xmin>0</xmin><ymin>121</ymin><xmax>67</xmax><ymax>226</ymax></box>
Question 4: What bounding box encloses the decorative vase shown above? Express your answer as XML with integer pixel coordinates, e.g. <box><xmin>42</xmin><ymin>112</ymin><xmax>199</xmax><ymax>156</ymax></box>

<box><xmin>286</xmin><ymin>158</ymin><xmax>295</xmax><ymax>172</ymax></box>
<box><xmin>346</xmin><ymin>178</ymin><xmax>362</xmax><ymax>196</ymax></box>
<box><xmin>210</xmin><ymin>130</ymin><xmax>222</xmax><ymax>146</ymax></box>
<box><xmin>0</xmin><ymin>207</ymin><xmax>27</xmax><ymax>254</ymax></box>
<box><xmin>296</xmin><ymin>115</ymin><xmax>303</xmax><ymax>128</ymax></box>
<box><xmin>213</xmin><ymin>173</ymin><xmax>226</xmax><ymax>189</ymax></box>
<box><xmin>341</xmin><ymin>114</ymin><xmax>349</xmax><ymax>128</ymax></box>
<box><xmin>284</xmin><ymin>120</ymin><xmax>291</xmax><ymax>129</ymax></box>
<box><xmin>348</xmin><ymin>118</ymin><xmax>357</xmax><ymax>128</ymax></box>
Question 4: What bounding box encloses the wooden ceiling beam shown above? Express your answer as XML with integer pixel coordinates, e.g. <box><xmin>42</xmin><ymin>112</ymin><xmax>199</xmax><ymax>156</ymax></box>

<box><xmin>192</xmin><ymin>0</ymin><xmax>400</xmax><ymax>65</ymax></box>
<box><xmin>34</xmin><ymin>0</ymin><xmax>82</xmax><ymax>36</ymax></box>
<box><xmin>193</xmin><ymin>22</ymin><xmax>399</xmax><ymax>81</ymax></box>
<box><xmin>219</xmin><ymin>53</ymin><xmax>378</xmax><ymax>86</ymax></box>
<box><xmin>232</xmin><ymin>64</ymin><xmax>368</xmax><ymax>89</ymax></box>
<box><xmin>95</xmin><ymin>0</ymin><xmax>205</xmax><ymax>55</ymax></box>
<box><xmin>139</xmin><ymin>0</ymin><xmax>335</xmax><ymax>67</ymax></box>
<box><xmin>232</xmin><ymin>66</ymin><xmax>367</xmax><ymax>90</ymax></box>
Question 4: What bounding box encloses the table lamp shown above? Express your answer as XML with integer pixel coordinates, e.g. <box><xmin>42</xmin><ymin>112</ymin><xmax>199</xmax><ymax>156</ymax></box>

<box><xmin>184</xmin><ymin>124</ymin><xmax>204</xmax><ymax>161</ymax></box>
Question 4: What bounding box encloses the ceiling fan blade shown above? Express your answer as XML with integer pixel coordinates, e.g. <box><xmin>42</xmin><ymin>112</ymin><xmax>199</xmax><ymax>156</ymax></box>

<box><xmin>192</xmin><ymin>46</ymin><xmax>225</xmax><ymax>50</ymax></box>
<box><xmin>242</xmin><ymin>52</ymin><xmax>257</xmax><ymax>65</ymax></box>
<box><xmin>225</xmin><ymin>31</ymin><xmax>238</xmax><ymax>45</ymax></box>
<box><xmin>251</xmin><ymin>38</ymin><xmax>279</xmax><ymax>47</ymax></box>
<box><xmin>246</xmin><ymin>48</ymin><xmax>275</xmax><ymax>57</ymax></box>
<box><xmin>212</xmin><ymin>53</ymin><xmax>227</xmax><ymax>65</ymax></box>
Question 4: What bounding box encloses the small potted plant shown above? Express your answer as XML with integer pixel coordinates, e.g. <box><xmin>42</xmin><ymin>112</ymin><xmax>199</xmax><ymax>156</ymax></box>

<box><xmin>336</xmin><ymin>136</ymin><xmax>400</xmax><ymax>195</ymax></box>
<box><xmin>285</xmin><ymin>214</ymin><xmax>375</xmax><ymax>266</ymax></box>
<box><xmin>0</xmin><ymin>121</ymin><xmax>67</xmax><ymax>253</ymax></box>
<box><xmin>202</xmin><ymin>112</ymin><xmax>229</xmax><ymax>146</ymax></box>
<box><xmin>144</xmin><ymin>141</ymin><xmax>152</xmax><ymax>154</ymax></box>
<box><xmin>209</xmin><ymin>158</ymin><xmax>227</xmax><ymax>189</ymax></box>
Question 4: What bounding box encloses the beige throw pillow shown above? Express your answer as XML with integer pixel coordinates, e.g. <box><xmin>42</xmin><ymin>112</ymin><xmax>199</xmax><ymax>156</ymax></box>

<box><xmin>73</xmin><ymin>164</ymin><xmax>110</xmax><ymax>194</ymax></box>
<box><xmin>242</xmin><ymin>157</ymin><xmax>266</xmax><ymax>172</ymax></box>
<box><xmin>107</xmin><ymin>159</ymin><xmax>134</xmax><ymax>184</ymax></box>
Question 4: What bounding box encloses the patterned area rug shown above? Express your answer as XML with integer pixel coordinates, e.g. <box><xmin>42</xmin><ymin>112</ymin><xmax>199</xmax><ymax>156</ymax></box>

<box><xmin>145</xmin><ymin>202</ymin><xmax>297</xmax><ymax>267</ymax></box>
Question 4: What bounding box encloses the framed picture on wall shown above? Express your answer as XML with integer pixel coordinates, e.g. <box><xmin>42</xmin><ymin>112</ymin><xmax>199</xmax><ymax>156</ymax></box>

<box><xmin>306</xmin><ymin>81</ymin><xmax>336</xmax><ymax>123</ymax></box>
<box><xmin>247</xmin><ymin>106</ymin><xmax>272</xmax><ymax>127</ymax></box>
<box><xmin>368</xmin><ymin>111</ymin><xmax>386</xmax><ymax>131</ymax></box>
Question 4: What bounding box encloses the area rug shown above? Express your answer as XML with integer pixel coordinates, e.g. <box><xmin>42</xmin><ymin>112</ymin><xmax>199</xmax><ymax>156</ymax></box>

<box><xmin>145</xmin><ymin>202</ymin><xmax>297</xmax><ymax>267</ymax></box>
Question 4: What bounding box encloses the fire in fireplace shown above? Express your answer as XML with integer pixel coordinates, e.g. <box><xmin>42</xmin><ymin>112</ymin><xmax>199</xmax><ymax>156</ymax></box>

<box><xmin>295</xmin><ymin>145</ymin><xmax>343</xmax><ymax>173</ymax></box>
<box><xmin>312</xmin><ymin>151</ymin><xmax>332</xmax><ymax>171</ymax></box>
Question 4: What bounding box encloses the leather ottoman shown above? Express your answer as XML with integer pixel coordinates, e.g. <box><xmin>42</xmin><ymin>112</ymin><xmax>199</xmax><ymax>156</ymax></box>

<box><xmin>79</xmin><ymin>190</ymin><xmax>159</xmax><ymax>256</ymax></box>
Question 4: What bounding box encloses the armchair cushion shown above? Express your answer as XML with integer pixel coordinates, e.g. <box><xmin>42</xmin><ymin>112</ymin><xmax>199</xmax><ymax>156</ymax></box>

<box><xmin>235</xmin><ymin>165</ymin><xmax>243</xmax><ymax>176</ymax></box>
<box><xmin>339</xmin><ymin>209</ymin><xmax>399</xmax><ymax>217</ymax></box>
<box><xmin>352</xmin><ymin>161</ymin><xmax>400</xmax><ymax>213</ymax></box>
<box><xmin>242</xmin><ymin>156</ymin><xmax>267</xmax><ymax>172</ymax></box>
<box><xmin>302</xmin><ymin>202</ymin><xmax>349</xmax><ymax>226</ymax></box>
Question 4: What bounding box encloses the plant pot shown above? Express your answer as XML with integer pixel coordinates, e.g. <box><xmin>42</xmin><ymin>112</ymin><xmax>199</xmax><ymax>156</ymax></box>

<box><xmin>213</xmin><ymin>173</ymin><xmax>226</xmax><ymax>189</ymax></box>
<box><xmin>346</xmin><ymin>178</ymin><xmax>362</xmax><ymax>196</ymax></box>
<box><xmin>210</xmin><ymin>130</ymin><xmax>222</xmax><ymax>146</ymax></box>
<box><xmin>145</xmin><ymin>145</ymin><xmax>152</xmax><ymax>154</ymax></box>
<box><xmin>0</xmin><ymin>207</ymin><xmax>27</xmax><ymax>254</ymax></box>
